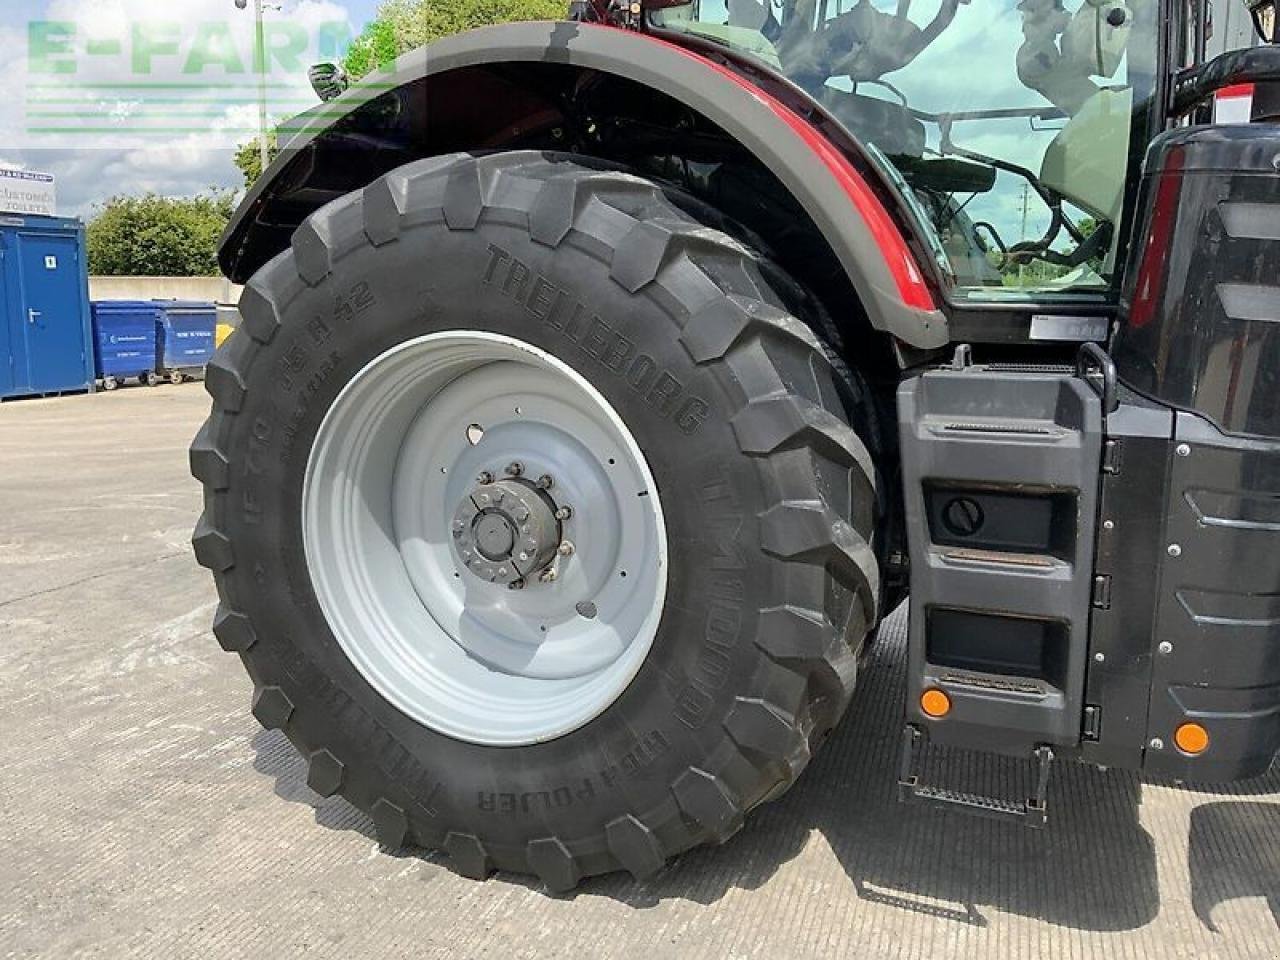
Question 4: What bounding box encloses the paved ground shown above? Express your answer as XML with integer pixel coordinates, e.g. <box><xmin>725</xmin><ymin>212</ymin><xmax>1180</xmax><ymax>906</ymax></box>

<box><xmin>0</xmin><ymin>387</ymin><xmax>1276</xmax><ymax>960</ymax></box>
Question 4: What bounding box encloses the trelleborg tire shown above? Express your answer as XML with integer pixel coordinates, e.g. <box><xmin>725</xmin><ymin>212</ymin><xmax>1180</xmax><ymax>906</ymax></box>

<box><xmin>191</xmin><ymin>151</ymin><xmax>880</xmax><ymax>890</ymax></box>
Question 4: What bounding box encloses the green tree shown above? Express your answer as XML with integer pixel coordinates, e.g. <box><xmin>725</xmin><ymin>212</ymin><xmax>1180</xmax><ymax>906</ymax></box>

<box><xmin>86</xmin><ymin>193</ymin><xmax>236</xmax><ymax>276</ymax></box>
<box><xmin>233</xmin><ymin>132</ymin><xmax>281</xmax><ymax>191</ymax></box>
<box><xmin>342</xmin><ymin>15</ymin><xmax>401</xmax><ymax>79</ymax></box>
<box><xmin>342</xmin><ymin>0</ymin><xmax>565</xmax><ymax>79</ymax></box>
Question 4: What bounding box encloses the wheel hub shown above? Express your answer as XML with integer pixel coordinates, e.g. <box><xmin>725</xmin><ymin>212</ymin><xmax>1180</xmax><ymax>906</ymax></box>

<box><xmin>451</xmin><ymin>477</ymin><xmax>562</xmax><ymax>585</ymax></box>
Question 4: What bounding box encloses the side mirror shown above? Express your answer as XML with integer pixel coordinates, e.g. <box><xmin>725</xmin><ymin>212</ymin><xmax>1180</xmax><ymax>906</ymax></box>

<box><xmin>308</xmin><ymin>62</ymin><xmax>351</xmax><ymax>103</ymax></box>
<box><xmin>1244</xmin><ymin>0</ymin><xmax>1277</xmax><ymax>43</ymax></box>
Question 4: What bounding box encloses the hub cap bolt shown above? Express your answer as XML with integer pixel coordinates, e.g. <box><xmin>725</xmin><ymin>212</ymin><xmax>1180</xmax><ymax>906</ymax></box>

<box><xmin>555</xmin><ymin>505</ymin><xmax>573</xmax><ymax>521</ymax></box>
<box><xmin>477</xmin><ymin>471</ymin><xmax>494</xmax><ymax>485</ymax></box>
<box><xmin>558</xmin><ymin>540</ymin><xmax>575</xmax><ymax>557</ymax></box>
<box><xmin>537</xmin><ymin>474</ymin><xmax>554</xmax><ymax>490</ymax></box>
<box><xmin>508</xmin><ymin>579</ymin><xmax>525</xmax><ymax>591</ymax></box>
<box><xmin>506</xmin><ymin>461</ymin><xmax>523</xmax><ymax>477</ymax></box>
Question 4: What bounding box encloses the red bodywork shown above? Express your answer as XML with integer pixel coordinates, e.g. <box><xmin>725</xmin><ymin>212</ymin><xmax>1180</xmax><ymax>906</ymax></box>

<box><xmin>641</xmin><ymin>30</ymin><xmax>938</xmax><ymax>313</ymax></box>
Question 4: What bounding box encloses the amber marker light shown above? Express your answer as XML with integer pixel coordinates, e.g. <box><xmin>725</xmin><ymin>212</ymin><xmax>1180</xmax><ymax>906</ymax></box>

<box><xmin>920</xmin><ymin>688</ymin><xmax>951</xmax><ymax>718</ymax></box>
<box><xmin>1174</xmin><ymin>722</ymin><xmax>1210</xmax><ymax>755</ymax></box>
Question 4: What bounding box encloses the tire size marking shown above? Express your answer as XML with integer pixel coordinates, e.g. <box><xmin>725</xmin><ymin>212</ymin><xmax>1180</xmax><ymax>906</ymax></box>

<box><xmin>236</xmin><ymin>284</ymin><xmax>371</xmax><ymax>565</ymax></box>
<box><xmin>674</xmin><ymin>466</ymin><xmax>747</xmax><ymax>731</ymax></box>
<box><xmin>238</xmin><ymin>281</ymin><xmax>376</xmax><ymax>528</ymax></box>
<box><xmin>475</xmin><ymin>729</ymin><xmax>670</xmax><ymax>816</ymax></box>
<box><xmin>482</xmin><ymin>242</ymin><xmax>710</xmax><ymax>435</ymax></box>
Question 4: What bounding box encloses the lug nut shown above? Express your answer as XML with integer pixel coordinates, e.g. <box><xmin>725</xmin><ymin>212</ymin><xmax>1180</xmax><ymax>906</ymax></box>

<box><xmin>558</xmin><ymin>541</ymin><xmax>575</xmax><ymax>557</ymax></box>
<box><xmin>477</xmin><ymin>471</ymin><xmax>494</xmax><ymax>485</ymax></box>
<box><xmin>508</xmin><ymin>579</ymin><xmax>525</xmax><ymax>591</ymax></box>
<box><xmin>506</xmin><ymin>462</ymin><xmax>523</xmax><ymax>477</ymax></box>
<box><xmin>539</xmin><ymin>569</ymin><xmax>558</xmax><ymax>583</ymax></box>
<box><xmin>554</xmin><ymin>505</ymin><xmax>573</xmax><ymax>521</ymax></box>
<box><xmin>537</xmin><ymin>474</ymin><xmax>554</xmax><ymax>490</ymax></box>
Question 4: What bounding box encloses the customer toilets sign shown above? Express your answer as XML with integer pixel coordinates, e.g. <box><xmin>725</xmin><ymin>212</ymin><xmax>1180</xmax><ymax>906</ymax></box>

<box><xmin>0</xmin><ymin>169</ymin><xmax>57</xmax><ymax>217</ymax></box>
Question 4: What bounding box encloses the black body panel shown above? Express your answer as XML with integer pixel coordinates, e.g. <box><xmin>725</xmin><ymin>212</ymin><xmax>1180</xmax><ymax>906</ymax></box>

<box><xmin>1090</xmin><ymin>122</ymin><xmax>1280</xmax><ymax>782</ymax></box>
<box><xmin>1081</xmin><ymin>390</ymin><xmax>1173</xmax><ymax>772</ymax></box>
<box><xmin>1143</xmin><ymin>413</ymin><xmax>1280</xmax><ymax>780</ymax></box>
<box><xmin>1114</xmin><ymin>125</ymin><xmax>1280</xmax><ymax>438</ymax></box>
<box><xmin>1087</xmin><ymin>398</ymin><xmax>1280</xmax><ymax>782</ymax></box>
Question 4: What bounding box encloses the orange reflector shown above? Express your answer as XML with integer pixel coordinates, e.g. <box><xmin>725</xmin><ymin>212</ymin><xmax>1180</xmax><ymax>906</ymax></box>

<box><xmin>920</xmin><ymin>688</ymin><xmax>951</xmax><ymax>718</ymax></box>
<box><xmin>1175</xmin><ymin>722</ymin><xmax>1210</xmax><ymax>755</ymax></box>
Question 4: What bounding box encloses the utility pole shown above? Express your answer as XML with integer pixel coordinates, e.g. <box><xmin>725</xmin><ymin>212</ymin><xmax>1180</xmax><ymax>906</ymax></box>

<box><xmin>235</xmin><ymin>0</ymin><xmax>272</xmax><ymax>175</ymax></box>
<box><xmin>255</xmin><ymin>0</ymin><xmax>270</xmax><ymax>175</ymax></box>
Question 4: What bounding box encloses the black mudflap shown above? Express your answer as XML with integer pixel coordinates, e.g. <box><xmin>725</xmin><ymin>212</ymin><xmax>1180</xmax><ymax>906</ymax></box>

<box><xmin>894</xmin><ymin>349</ymin><xmax>1104</xmax><ymax>821</ymax></box>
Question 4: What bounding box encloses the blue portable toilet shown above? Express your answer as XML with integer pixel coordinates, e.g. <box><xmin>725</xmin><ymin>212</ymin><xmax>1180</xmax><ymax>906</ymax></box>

<box><xmin>155</xmin><ymin>300</ymin><xmax>216</xmax><ymax>383</ymax></box>
<box><xmin>91</xmin><ymin>301</ymin><xmax>163</xmax><ymax>389</ymax></box>
<box><xmin>0</xmin><ymin>215</ymin><xmax>94</xmax><ymax>400</ymax></box>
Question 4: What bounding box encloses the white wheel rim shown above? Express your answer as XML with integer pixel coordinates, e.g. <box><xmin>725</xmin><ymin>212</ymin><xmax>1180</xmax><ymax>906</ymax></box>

<box><xmin>302</xmin><ymin>331</ymin><xmax>668</xmax><ymax>745</ymax></box>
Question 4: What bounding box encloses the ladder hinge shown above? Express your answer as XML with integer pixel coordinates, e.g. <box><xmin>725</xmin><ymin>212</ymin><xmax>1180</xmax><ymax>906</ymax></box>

<box><xmin>1102</xmin><ymin>439</ymin><xmax>1122</xmax><ymax>474</ymax></box>
<box><xmin>1082</xmin><ymin>705</ymin><xmax>1102</xmax><ymax>742</ymax></box>
<box><xmin>1091</xmin><ymin>574</ymin><xmax>1113</xmax><ymax>609</ymax></box>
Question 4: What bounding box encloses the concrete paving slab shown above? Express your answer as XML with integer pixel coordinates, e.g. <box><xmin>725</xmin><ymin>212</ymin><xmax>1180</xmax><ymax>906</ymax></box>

<box><xmin>0</xmin><ymin>388</ymin><xmax>1275</xmax><ymax>959</ymax></box>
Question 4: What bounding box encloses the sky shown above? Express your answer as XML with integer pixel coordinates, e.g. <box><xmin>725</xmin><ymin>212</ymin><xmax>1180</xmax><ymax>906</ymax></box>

<box><xmin>0</xmin><ymin>0</ymin><xmax>382</xmax><ymax>217</ymax></box>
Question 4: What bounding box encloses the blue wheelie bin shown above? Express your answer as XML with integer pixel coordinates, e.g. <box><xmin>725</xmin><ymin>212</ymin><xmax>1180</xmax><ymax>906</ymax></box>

<box><xmin>90</xmin><ymin>301</ymin><xmax>163</xmax><ymax>390</ymax></box>
<box><xmin>155</xmin><ymin>300</ymin><xmax>217</xmax><ymax>384</ymax></box>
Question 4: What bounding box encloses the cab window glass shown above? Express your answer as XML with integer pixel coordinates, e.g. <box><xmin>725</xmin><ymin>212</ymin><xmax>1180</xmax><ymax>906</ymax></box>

<box><xmin>652</xmin><ymin>0</ymin><xmax>1160</xmax><ymax>299</ymax></box>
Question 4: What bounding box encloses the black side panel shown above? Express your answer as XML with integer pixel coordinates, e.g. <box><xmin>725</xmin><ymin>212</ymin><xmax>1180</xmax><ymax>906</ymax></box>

<box><xmin>1105</xmin><ymin>122</ymin><xmax>1280</xmax><ymax>782</ymax></box>
<box><xmin>1113</xmin><ymin>125</ymin><xmax>1280</xmax><ymax>438</ymax></box>
<box><xmin>1142</xmin><ymin>413</ymin><xmax>1280</xmax><ymax>781</ymax></box>
<box><xmin>1081</xmin><ymin>391</ymin><xmax>1173</xmax><ymax>771</ymax></box>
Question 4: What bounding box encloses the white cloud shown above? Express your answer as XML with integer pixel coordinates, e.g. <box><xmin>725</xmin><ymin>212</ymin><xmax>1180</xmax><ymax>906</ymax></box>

<box><xmin>0</xmin><ymin>0</ymin><xmax>356</xmax><ymax>217</ymax></box>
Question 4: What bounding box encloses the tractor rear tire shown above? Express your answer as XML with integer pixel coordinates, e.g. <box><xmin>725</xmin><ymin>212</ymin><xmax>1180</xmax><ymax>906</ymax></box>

<box><xmin>191</xmin><ymin>151</ymin><xmax>880</xmax><ymax>890</ymax></box>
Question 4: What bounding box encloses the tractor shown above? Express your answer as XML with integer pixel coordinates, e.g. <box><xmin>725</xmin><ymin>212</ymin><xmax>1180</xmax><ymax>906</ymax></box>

<box><xmin>192</xmin><ymin>0</ymin><xmax>1280</xmax><ymax>889</ymax></box>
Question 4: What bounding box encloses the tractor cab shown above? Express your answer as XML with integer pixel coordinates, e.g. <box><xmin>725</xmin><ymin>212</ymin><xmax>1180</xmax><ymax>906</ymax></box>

<box><xmin>651</xmin><ymin>0</ymin><xmax>1158</xmax><ymax>296</ymax></box>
